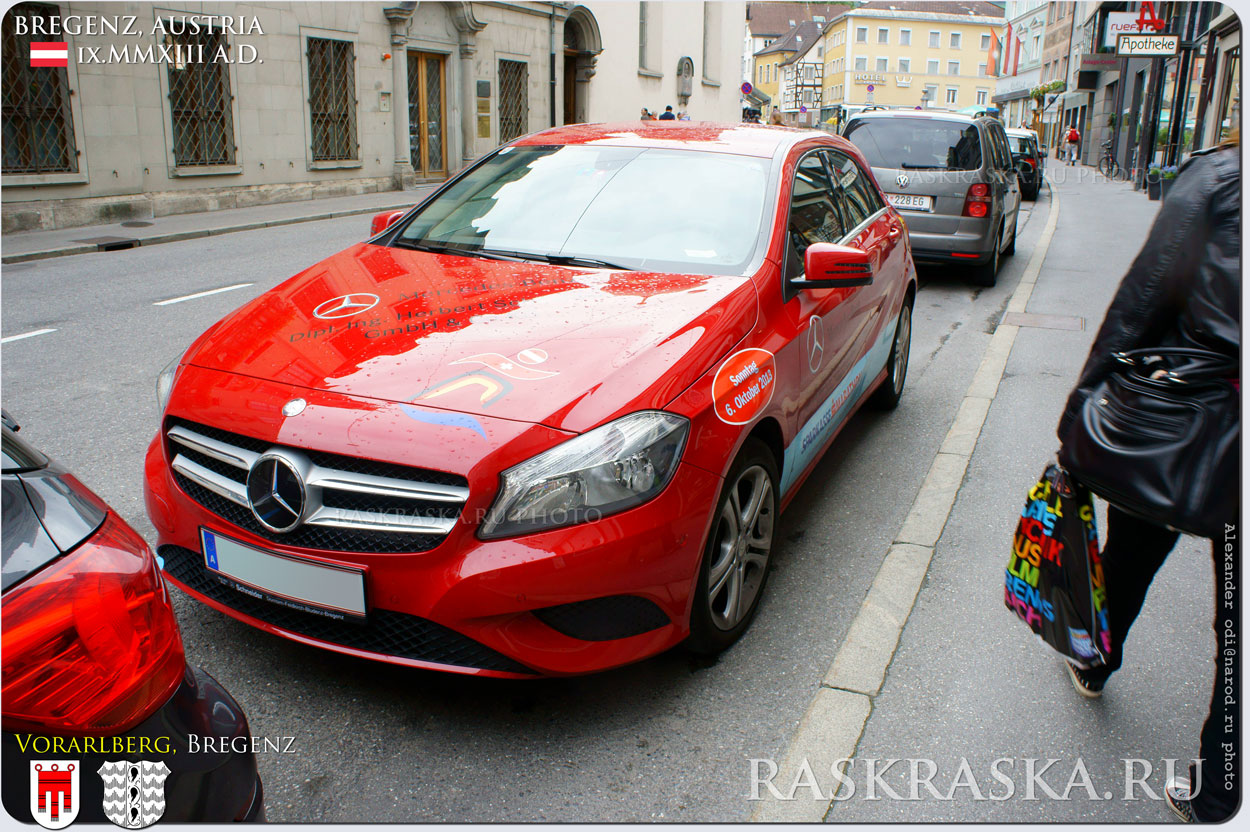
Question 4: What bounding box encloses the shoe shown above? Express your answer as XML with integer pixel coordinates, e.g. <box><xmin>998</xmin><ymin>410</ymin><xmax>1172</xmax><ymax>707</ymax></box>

<box><xmin>1063</xmin><ymin>660</ymin><xmax>1104</xmax><ymax>698</ymax></box>
<box><xmin>1165</xmin><ymin>777</ymin><xmax>1197</xmax><ymax>822</ymax></box>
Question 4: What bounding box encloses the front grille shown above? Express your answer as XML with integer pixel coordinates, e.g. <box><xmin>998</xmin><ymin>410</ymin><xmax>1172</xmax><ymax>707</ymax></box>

<box><xmin>533</xmin><ymin>595</ymin><xmax>671</xmax><ymax>641</ymax></box>
<box><xmin>165</xmin><ymin>418</ymin><xmax>468</xmax><ymax>554</ymax></box>
<box><xmin>160</xmin><ymin>545</ymin><xmax>534</xmax><ymax>674</ymax></box>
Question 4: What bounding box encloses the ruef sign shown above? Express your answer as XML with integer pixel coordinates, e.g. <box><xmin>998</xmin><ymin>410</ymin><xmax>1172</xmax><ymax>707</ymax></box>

<box><xmin>1117</xmin><ymin>33</ymin><xmax>1178</xmax><ymax>57</ymax></box>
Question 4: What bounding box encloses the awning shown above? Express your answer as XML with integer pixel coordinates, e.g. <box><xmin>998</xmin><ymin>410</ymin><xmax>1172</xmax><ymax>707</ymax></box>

<box><xmin>744</xmin><ymin>88</ymin><xmax>771</xmax><ymax>107</ymax></box>
<box><xmin>992</xmin><ymin>88</ymin><xmax>1033</xmax><ymax>103</ymax></box>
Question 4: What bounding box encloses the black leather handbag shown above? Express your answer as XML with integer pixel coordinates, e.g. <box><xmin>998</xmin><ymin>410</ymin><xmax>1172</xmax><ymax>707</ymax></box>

<box><xmin>1058</xmin><ymin>347</ymin><xmax>1239</xmax><ymax>539</ymax></box>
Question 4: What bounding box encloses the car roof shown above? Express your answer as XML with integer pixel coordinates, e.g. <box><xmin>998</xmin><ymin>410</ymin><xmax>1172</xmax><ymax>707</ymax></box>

<box><xmin>847</xmin><ymin>110</ymin><xmax>977</xmax><ymax>121</ymax></box>
<box><xmin>510</xmin><ymin>121</ymin><xmax>829</xmax><ymax>159</ymax></box>
<box><xmin>1004</xmin><ymin>127</ymin><xmax>1037</xmax><ymax>138</ymax></box>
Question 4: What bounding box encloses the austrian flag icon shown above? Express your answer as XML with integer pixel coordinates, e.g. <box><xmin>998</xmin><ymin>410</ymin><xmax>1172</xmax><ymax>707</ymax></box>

<box><xmin>30</xmin><ymin>41</ymin><xmax>69</xmax><ymax>67</ymax></box>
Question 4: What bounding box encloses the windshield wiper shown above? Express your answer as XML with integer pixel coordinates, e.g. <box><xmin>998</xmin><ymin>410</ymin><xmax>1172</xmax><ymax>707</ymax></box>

<box><xmin>476</xmin><ymin>249</ymin><xmax>632</xmax><ymax>270</ymax></box>
<box><xmin>392</xmin><ymin>240</ymin><xmax>527</xmax><ymax>261</ymax></box>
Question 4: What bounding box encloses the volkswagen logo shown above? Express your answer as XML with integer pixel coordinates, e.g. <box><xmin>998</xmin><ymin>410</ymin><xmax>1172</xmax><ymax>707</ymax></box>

<box><xmin>246</xmin><ymin>453</ymin><xmax>306</xmax><ymax>532</ymax></box>
<box><xmin>896</xmin><ymin>173</ymin><xmax>910</xmax><ymax>189</ymax></box>
<box><xmin>313</xmin><ymin>293</ymin><xmax>380</xmax><ymax>320</ymax></box>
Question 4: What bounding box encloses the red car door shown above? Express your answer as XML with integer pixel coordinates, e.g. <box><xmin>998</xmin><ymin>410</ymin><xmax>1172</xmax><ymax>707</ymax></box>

<box><xmin>773</xmin><ymin>147</ymin><xmax>875</xmax><ymax>494</ymax></box>
<box><xmin>825</xmin><ymin>148</ymin><xmax>906</xmax><ymax>381</ymax></box>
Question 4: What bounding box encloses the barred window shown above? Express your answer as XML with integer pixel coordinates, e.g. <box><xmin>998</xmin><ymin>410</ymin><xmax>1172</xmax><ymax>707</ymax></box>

<box><xmin>2</xmin><ymin>2</ymin><xmax>78</xmax><ymax>174</ymax></box>
<box><xmin>307</xmin><ymin>37</ymin><xmax>357</xmax><ymax>161</ymax></box>
<box><xmin>166</xmin><ymin>25</ymin><xmax>235</xmax><ymax>166</ymax></box>
<box><xmin>498</xmin><ymin>60</ymin><xmax>528</xmax><ymax>144</ymax></box>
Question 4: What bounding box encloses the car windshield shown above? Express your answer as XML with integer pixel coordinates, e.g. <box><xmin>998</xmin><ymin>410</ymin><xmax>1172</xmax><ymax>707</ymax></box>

<box><xmin>395</xmin><ymin>145</ymin><xmax>771</xmax><ymax>275</ymax></box>
<box><xmin>843</xmin><ymin>118</ymin><xmax>983</xmax><ymax>171</ymax></box>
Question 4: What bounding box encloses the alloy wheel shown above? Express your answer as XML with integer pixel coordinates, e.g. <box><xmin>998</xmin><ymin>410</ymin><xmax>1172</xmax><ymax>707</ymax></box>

<box><xmin>706</xmin><ymin>465</ymin><xmax>776</xmax><ymax>631</ymax></box>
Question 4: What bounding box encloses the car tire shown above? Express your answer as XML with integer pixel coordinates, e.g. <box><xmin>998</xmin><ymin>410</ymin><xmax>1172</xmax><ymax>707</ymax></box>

<box><xmin>1003</xmin><ymin>215</ymin><xmax>1017</xmax><ymax>257</ymax></box>
<box><xmin>971</xmin><ymin>230</ymin><xmax>1000</xmax><ymax>287</ymax></box>
<box><xmin>870</xmin><ymin>296</ymin><xmax>913</xmax><ymax>411</ymax></box>
<box><xmin>686</xmin><ymin>437</ymin><xmax>779</xmax><ymax>656</ymax></box>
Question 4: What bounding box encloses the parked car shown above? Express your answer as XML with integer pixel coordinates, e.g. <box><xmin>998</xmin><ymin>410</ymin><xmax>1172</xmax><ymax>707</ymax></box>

<box><xmin>1</xmin><ymin>412</ymin><xmax>263</xmax><ymax>824</ymax></box>
<box><xmin>1006</xmin><ymin>127</ymin><xmax>1044</xmax><ymax>201</ymax></box>
<box><xmin>144</xmin><ymin>122</ymin><xmax>917</xmax><ymax>678</ymax></box>
<box><xmin>843</xmin><ymin>111</ymin><xmax>1021</xmax><ymax>286</ymax></box>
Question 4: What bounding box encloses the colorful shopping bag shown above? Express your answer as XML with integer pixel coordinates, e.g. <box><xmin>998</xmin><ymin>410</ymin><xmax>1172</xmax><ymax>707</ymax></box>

<box><xmin>1004</xmin><ymin>462</ymin><xmax>1109</xmax><ymax>668</ymax></box>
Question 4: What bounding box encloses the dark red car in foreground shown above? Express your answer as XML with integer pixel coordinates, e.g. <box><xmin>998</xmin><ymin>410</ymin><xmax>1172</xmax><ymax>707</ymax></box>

<box><xmin>144</xmin><ymin>122</ymin><xmax>917</xmax><ymax>677</ymax></box>
<box><xmin>2</xmin><ymin>413</ymin><xmax>262</xmax><ymax>823</ymax></box>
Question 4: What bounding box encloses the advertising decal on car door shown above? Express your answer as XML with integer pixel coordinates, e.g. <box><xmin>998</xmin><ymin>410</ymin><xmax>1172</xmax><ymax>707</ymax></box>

<box><xmin>780</xmin><ymin>317</ymin><xmax>897</xmax><ymax>494</ymax></box>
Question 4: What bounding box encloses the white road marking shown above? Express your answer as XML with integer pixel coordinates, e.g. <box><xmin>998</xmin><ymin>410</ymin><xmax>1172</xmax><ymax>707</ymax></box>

<box><xmin>1</xmin><ymin>328</ymin><xmax>57</xmax><ymax>344</ymax></box>
<box><xmin>154</xmin><ymin>282</ymin><xmax>254</xmax><ymax>306</ymax></box>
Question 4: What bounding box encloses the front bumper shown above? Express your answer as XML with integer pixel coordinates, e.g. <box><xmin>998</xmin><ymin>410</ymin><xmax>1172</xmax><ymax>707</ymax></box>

<box><xmin>3</xmin><ymin>665</ymin><xmax>262</xmax><ymax>823</ymax></box>
<box><xmin>144</xmin><ymin>390</ymin><xmax>723</xmax><ymax>677</ymax></box>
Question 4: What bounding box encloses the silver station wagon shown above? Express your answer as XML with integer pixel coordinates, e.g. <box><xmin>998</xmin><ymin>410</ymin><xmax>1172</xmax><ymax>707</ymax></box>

<box><xmin>843</xmin><ymin>111</ymin><xmax>1021</xmax><ymax>287</ymax></box>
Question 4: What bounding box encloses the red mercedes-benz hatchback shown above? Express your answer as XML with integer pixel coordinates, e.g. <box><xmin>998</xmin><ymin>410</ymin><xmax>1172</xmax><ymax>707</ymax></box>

<box><xmin>145</xmin><ymin>122</ymin><xmax>916</xmax><ymax>677</ymax></box>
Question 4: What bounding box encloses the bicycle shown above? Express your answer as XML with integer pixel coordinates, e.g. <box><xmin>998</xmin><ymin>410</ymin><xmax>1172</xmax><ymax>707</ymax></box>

<box><xmin>1097</xmin><ymin>139</ymin><xmax>1121</xmax><ymax>179</ymax></box>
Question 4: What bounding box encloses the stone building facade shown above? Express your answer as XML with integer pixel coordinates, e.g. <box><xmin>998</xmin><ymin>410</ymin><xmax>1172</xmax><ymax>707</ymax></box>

<box><xmin>2</xmin><ymin>1</ymin><xmax>742</xmax><ymax>234</ymax></box>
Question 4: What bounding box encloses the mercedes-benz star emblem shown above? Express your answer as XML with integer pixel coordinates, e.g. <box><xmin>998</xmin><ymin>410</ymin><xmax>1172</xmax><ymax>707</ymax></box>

<box><xmin>282</xmin><ymin>398</ymin><xmax>307</xmax><ymax>417</ymax></box>
<box><xmin>313</xmin><ymin>293</ymin><xmax>380</xmax><ymax>320</ymax></box>
<box><xmin>807</xmin><ymin>314</ymin><xmax>825</xmax><ymax>373</ymax></box>
<box><xmin>246</xmin><ymin>454</ymin><xmax>306</xmax><ymax>532</ymax></box>
<box><xmin>896</xmin><ymin>173</ymin><xmax>910</xmax><ymax>189</ymax></box>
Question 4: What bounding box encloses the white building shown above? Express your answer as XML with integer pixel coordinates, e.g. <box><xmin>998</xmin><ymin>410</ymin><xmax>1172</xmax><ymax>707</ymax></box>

<box><xmin>993</xmin><ymin>0</ymin><xmax>1048</xmax><ymax>129</ymax></box>
<box><xmin>580</xmin><ymin>1</ymin><xmax>745</xmax><ymax>123</ymax></box>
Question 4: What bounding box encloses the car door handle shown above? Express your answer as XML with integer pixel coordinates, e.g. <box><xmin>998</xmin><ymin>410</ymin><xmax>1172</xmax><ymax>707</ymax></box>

<box><xmin>888</xmin><ymin>226</ymin><xmax>902</xmax><ymax>238</ymax></box>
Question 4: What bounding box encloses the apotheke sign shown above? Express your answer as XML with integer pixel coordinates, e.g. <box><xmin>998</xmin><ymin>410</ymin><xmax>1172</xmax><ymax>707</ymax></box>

<box><xmin>1117</xmin><ymin>33</ymin><xmax>1179</xmax><ymax>56</ymax></box>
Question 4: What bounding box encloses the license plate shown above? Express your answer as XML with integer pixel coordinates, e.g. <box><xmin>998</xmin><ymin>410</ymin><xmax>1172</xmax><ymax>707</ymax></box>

<box><xmin>886</xmin><ymin>193</ymin><xmax>933</xmax><ymax>212</ymax></box>
<box><xmin>200</xmin><ymin>529</ymin><xmax>366</xmax><ymax>620</ymax></box>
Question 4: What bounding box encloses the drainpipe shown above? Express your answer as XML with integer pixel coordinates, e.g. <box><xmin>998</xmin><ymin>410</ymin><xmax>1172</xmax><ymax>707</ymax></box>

<box><xmin>550</xmin><ymin>4</ymin><xmax>558</xmax><ymax>126</ymax></box>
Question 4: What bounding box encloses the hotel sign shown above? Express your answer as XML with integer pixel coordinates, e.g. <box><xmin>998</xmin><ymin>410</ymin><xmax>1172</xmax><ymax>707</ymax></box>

<box><xmin>853</xmin><ymin>73</ymin><xmax>888</xmax><ymax>85</ymax></box>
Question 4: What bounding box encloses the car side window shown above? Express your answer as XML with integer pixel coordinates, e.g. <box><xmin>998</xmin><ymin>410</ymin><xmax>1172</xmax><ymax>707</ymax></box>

<box><xmin>785</xmin><ymin>152</ymin><xmax>845</xmax><ymax>280</ymax></box>
<box><xmin>989</xmin><ymin>125</ymin><xmax>1010</xmax><ymax>171</ymax></box>
<box><xmin>825</xmin><ymin>150</ymin><xmax>883</xmax><ymax>236</ymax></box>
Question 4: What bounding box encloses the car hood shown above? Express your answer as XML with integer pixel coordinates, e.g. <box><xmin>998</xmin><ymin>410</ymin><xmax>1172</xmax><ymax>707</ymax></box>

<box><xmin>185</xmin><ymin>243</ymin><xmax>758</xmax><ymax>433</ymax></box>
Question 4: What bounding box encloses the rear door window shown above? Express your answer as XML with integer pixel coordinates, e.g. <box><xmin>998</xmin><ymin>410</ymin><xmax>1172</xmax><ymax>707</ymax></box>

<box><xmin>843</xmin><ymin>117</ymin><xmax>983</xmax><ymax>171</ymax></box>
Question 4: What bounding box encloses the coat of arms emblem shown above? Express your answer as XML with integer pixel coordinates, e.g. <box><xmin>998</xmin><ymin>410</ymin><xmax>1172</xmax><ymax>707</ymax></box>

<box><xmin>30</xmin><ymin>761</ymin><xmax>78</xmax><ymax>829</ymax></box>
<box><xmin>98</xmin><ymin>761</ymin><xmax>171</xmax><ymax>829</ymax></box>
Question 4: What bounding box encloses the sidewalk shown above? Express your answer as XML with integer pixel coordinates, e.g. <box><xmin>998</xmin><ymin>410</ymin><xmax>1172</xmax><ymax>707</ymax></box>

<box><xmin>0</xmin><ymin>186</ymin><xmax>437</xmax><ymax>264</ymax></box>
<box><xmin>831</xmin><ymin>171</ymin><xmax>1213</xmax><ymax>820</ymax></box>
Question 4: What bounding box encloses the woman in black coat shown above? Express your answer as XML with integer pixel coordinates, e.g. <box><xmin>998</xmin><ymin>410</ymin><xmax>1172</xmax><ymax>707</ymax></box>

<box><xmin>1057</xmin><ymin>137</ymin><xmax>1240</xmax><ymax>823</ymax></box>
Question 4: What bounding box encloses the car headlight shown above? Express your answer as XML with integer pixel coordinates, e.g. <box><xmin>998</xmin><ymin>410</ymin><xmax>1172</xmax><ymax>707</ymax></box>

<box><xmin>479</xmin><ymin>411</ymin><xmax>689</xmax><ymax>540</ymax></box>
<box><xmin>155</xmin><ymin>353</ymin><xmax>183</xmax><ymax>413</ymax></box>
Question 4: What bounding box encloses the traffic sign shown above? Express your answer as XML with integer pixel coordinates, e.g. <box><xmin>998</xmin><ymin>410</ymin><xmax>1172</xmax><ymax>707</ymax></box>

<box><xmin>741</xmin><ymin>81</ymin><xmax>753</xmax><ymax>95</ymax></box>
<box><xmin>799</xmin><ymin>106</ymin><xmax>807</xmax><ymax>113</ymax></box>
<box><xmin>867</xmin><ymin>85</ymin><xmax>875</xmax><ymax>92</ymax></box>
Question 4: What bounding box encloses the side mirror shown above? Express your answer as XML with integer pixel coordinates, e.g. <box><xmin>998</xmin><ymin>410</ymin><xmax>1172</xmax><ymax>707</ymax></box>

<box><xmin>370</xmin><ymin>209</ymin><xmax>407</xmax><ymax>236</ymax></box>
<box><xmin>794</xmin><ymin>243</ymin><xmax>874</xmax><ymax>289</ymax></box>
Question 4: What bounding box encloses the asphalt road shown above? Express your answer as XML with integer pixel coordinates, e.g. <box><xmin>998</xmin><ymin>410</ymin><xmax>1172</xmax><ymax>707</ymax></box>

<box><xmin>0</xmin><ymin>195</ymin><xmax>1067</xmax><ymax>822</ymax></box>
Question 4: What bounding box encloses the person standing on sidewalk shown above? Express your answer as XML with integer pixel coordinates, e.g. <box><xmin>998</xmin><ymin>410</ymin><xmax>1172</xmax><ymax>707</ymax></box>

<box><xmin>1065</xmin><ymin>125</ymin><xmax>1081</xmax><ymax>165</ymax></box>
<box><xmin>1055</xmin><ymin>134</ymin><xmax>1240</xmax><ymax>823</ymax></box>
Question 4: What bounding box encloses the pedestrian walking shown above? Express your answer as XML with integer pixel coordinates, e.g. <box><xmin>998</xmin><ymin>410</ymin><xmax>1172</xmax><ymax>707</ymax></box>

<box><xmin>640</xmin><ymin>107</ymin><xmax>652</xmax><ymax>120</ymax></box>
<box><xmin>658</xmin><ymin>105</ymin><xmax>676</xmax><ymax>121</ymax></box>
<box><xmin>769</xmin><ymin>110</ymin><xmax>784</xmax><ymax>126</ymax></box>
<box><xmin>1054</xmin><ymin>133</ymin><xmax>1240</xmax><ymax>823</ymax></box>
<box><xmin>1066</xmin><ymin>125</ymin><xmax>1081</xmax><ymax>165</ymax></box>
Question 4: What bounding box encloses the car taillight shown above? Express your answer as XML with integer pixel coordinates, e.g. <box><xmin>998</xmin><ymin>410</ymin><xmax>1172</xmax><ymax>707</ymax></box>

<box><xmin>963</xmin><ymin>183</ymin><xmax>991</xmax><ymax>218</ymax></box>
<box><xmin>2</xmin><ymin>512</ymin><xmax>184</xmax><ymax>735</ymax></box>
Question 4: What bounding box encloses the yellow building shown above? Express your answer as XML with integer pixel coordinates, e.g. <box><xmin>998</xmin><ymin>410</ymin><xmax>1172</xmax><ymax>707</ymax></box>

<box><xmin>820</xmin><ymin>0</ymin><xmax>1004</xmax><ymax>122</ymax></box>
<box><xmin>753</xmin><ymin>20</ymin><xmax>824</xmax><ymax>119</ymax></box>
